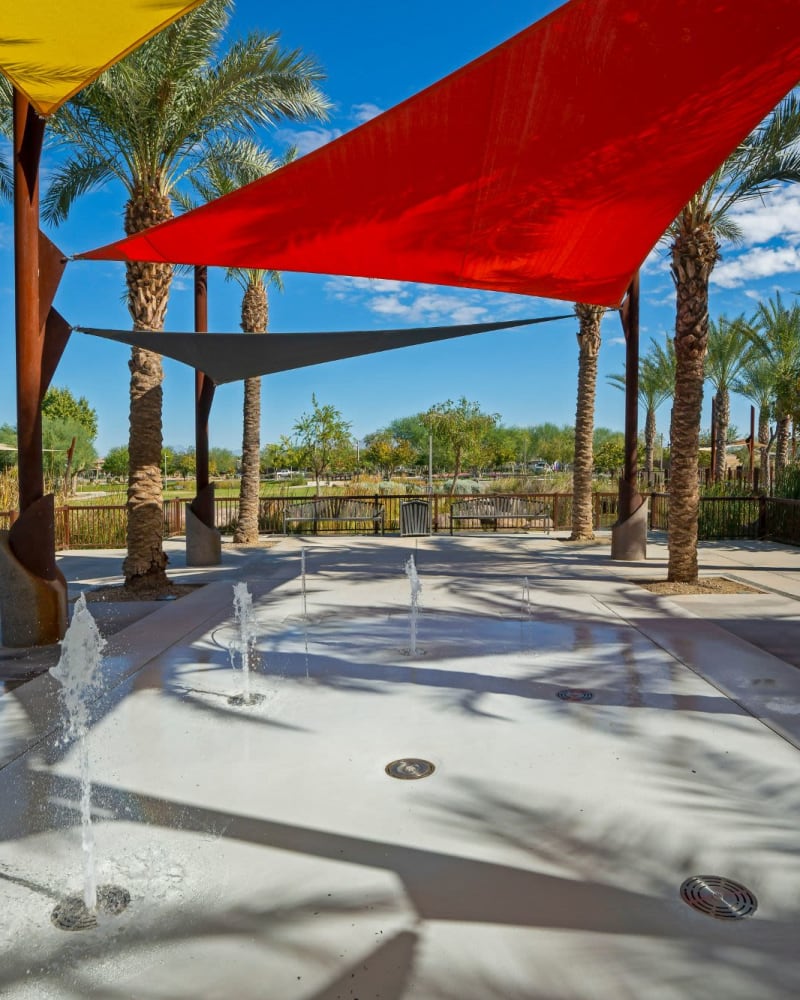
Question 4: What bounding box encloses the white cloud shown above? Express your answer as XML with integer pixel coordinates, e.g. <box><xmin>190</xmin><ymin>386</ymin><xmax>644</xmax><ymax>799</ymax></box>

<box><xmin>605</xmin><ymin>336</ymin><xmax>626</xmax><ymax>346</ymax></box>
<box><xmin>323</xmin><ymin>276</ymin><xmax>569</xmax><ymax>328</ymax></box>
<box><xmin>351</xmin><ymin>102</ymin><xmax>383</xmax><ymax>124</ymax></box>
<box><xmin>728</xmin><ymin>188</ymin><xmax>800</xmax><ymax>246</ymax></box>
<box><xmin>712</xmin><ymin>244</ymin><xmax>800</xmax><ymax>288</ymax></box>
<box><xmin>370</xmin><ymin>292</ymin><xmax>489</xmax><ymax>325</ymax></box>
<box><xmin>275</xmin><ymin>126</ymin><xmax>342</xmax><ymax>156</ymax></box>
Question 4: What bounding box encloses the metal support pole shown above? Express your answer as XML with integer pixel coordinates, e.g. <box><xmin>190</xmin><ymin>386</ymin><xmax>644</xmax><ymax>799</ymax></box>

<box><xmin>710</xmin><ymin>396</ymin><xmax>717</xmax><ymax>482</ymax></box>
<box><xmin>1</xmin><ymin>91</ymin><xmax>68</xmax><ymax>644</ymax></box>
<box><xmin>618</xmin><ymin>271</ymin><xmax>640</xmax><ymax>521</ymax></box>
<box><xmin>14</xmin><ymin>91</ymin><xmax>46</xmax><ymax>513</ymax></box>
<box><xmin>192</xmin><ymin>264</ymin><xmax>216</xmax><ymax>528</ymax></box>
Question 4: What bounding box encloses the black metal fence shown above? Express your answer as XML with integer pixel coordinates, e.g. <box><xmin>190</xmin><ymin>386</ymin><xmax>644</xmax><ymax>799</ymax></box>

<box><xmin>5</xmin><ymin>491</ymin><xmax>800</xmax><ymax>549</ymax></box>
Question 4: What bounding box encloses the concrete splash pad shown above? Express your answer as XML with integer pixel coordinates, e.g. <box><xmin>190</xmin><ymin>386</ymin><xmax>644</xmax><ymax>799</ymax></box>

<box><xmin>2</xmin><ymin>535</ymin><xmax>800</xmax><ymax>999</ymax></box>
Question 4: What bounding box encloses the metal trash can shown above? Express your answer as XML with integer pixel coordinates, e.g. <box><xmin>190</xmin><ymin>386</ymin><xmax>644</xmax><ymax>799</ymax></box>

<box><xmin>400</xmin><ymin>499</ymin><xmax>431</xmax><ymax>536</ymax></box>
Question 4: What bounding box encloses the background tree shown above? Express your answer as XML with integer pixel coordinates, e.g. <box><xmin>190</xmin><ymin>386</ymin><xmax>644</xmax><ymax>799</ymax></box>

<box><xmin>103</xmin><ymin>445</ymin><xmax>130</xmax><ymax>479</ymax></box>
<box><xmin>0</xmin><ymin>425</ymin><xmax>18</xmax><ymax>472</ymax></box>
<box><xmin>44</xmin><ymin>0</ymin><xmax>328</xmax><ymax>591</ymax></box>
<box><xmin>665</xmin><ymin>91</ymin><xmax>800</xmax><ymax>582</ymax></box>
<box><xmin>173</xmin><ymin>448</ymin><xmax>197</xmax><ymax>481</ymax></box>
<box><xmin>528</xmin><ymin>423</ymin><xmax>574</xmax><ymax>469</ymax></box>
<box><xmin>39</xmin><ymin>387</ymin><xmax>99</xmax><ymax>492</ymax></box>
<box><xmin>362</xmin><ymin>431</ymin><xmax>417</xmax><ymax>479</ymax></box>
<box><xmin>293</xmin><ymin>395</ymin><xmax>353</xmax><ymax>494</ymax></box>
<box><xmin>705</xmin><ymin>315</ymin><xmax>755</xmax><ymax>481</ymax></box>
<box><xmin>420</xmin><ymin>398</ymin><xmax>499</xmax><ymax>497</ymax></box>
<box><xmin>485</xmin><ymin>426</ymin><xmax>519</xmax><ymax>471</ymax></box>
<box><xmin>261</xmin><ymin>437</ymin><xmax>302</xmax><ymax>475</ymax></box>
<box><xmin>571</xmin><ymin>304</ymin><xmax>604</xmax><ymax>540</ymax></box>
<box><xmin>42</xmin><ymin>415</ymin><xmax>97</xmax><ymax>492</ymax></box>
<box><xmin>592</xmin><ymin>432</ymin><xmax>626</xmax><ymax>476</ymax></box>
<box><xmin>609</xmin><ymin>334</ymin><xmax>674</xmax><ymax>487</ymax></box>
<box><xmin>41</xmin><ymin>386</ymin><xmax>98</xmax><ymax>439</ymax></box>
<box><xmin>733</xmin><ymin>358</ymin><xmax>777</xmax><ymax>492</ymax></box>
<box><xmin>209</xmin><ymin>447</ymin><xmax>238</xmax><ymax>478</ymax></box>
<box><xmin>747</xmin><ymin>292</ymin><xmax>800</xmax><ymax>482</ymax></box>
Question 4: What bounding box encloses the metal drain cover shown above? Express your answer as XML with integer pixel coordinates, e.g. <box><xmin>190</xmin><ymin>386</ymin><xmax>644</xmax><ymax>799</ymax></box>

<box><xmin>556</xmin><ymin>689</ymin><xmax>593</xmax><ymax>701</ymax></box>
<box><xmin>679</xmin><ymin>876</ymin><xmax>757</xmax><ymax>919</ymax></box>
<box><xmin>385</xmin><ymin>758</ymin><xmax>435</xmax><ymax>780</ymax></box>
<box><xmin>51</xmin><ymin>884</ymin><xmax>131</xmax><ymax>931</ymax></box>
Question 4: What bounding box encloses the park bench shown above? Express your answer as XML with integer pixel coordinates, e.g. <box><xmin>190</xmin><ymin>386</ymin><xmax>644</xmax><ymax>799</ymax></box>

<box><xmin>449</xmin><ymin>495</ymin><xmax>550</xmax><ymax>534</ymax></box>
<box><xmin>283</xmin><ymin>497</ymin><xmax>384</xmax><ymax>535</ymax></box>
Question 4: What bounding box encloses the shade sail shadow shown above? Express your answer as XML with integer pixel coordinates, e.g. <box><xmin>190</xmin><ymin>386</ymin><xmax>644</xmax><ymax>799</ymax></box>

<box><xmin>311</xmin><ymin>930</ymin><xmax>418</xmax><ymax>1000</ymax></box>
<box><xmin>11</xmin><ymin>771</ymin><xmax>798</xmax><ymax>949</ymax></box>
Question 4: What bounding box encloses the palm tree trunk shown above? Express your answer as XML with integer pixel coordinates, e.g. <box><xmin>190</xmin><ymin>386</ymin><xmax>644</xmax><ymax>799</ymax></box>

<box><xmin>122</xmin><ymin>185</ymin><xmax>173</xmax><ymax>591</ymax></box>
<box><xmin>235</xmin><ymin>376</ymin><xmax>262</xmax><ymax>542</ymax></box>
<box><xmin>570</xmin><ymin>304</ymin><xmax>603</xmax><ymax>540</ymax></box>
<box><xmin>644</xmin><ymin>407</ymin><xmax>656</xmax><ymax>487</ymax></box>
<box><xmin>775</xmin><ymin>412</ymin><xmax>791</xmax><ymax>483</ymax></box>
<box><xmin>234</xmin><ymin>279</ymin><xmax>268</xmax><ymax>544</ymax></box>
<box><xmin>667</xmin><ymin>222</ymin><xmax>719</xmax><ymax>582</ymax></box>
<box><xmin>758</xmin><ymin>407</ymin><xmax>770</xmax><ymax>493</ymax></box>
<box><xmin>713</xmin><ymin>388</ymin><xmax>729</xmax><ymax>482</ymax></box>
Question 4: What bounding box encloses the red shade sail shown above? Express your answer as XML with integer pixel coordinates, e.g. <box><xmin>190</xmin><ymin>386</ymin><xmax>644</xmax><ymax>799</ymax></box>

<box><xmin>80</xmin><ymin>0</ymin><xmax>800</xmax><ymax>307</ymax></box>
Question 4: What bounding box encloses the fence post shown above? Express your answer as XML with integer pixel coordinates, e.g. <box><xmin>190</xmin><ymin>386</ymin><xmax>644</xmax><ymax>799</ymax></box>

<box><xmin>758</xmin><ymin>495</ymin><xmax>767</xmax><ymax>539</ymax></box>
<box><xmin>552</xmin><ymin>493</ymin><xmax>559</xmax><ymax>531</ymax></box>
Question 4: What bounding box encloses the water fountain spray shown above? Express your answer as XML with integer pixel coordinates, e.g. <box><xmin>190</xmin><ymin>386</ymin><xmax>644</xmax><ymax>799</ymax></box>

<box><xmin>522</xmin><ymin>576</ymin><xmax>532</xmax><ymax>618</ymax></box>
<box><xmin>404</xmin><ymin>554</ymin><xmax>422</xmax><ymax>656</ymax></box>
<box><xmin>50</xmin><ymin>595</ymin><xmax>130</xmax><ymax>929</ymax></box>
<box><xmin>229</xmin><ymin>582</ymin><xmax>263</xmax><ymax>706</ymax></box>
<box><xmin>300</xmin><ymin>546</ymin><xmax>308</xmax><ymax>620</ymax></box>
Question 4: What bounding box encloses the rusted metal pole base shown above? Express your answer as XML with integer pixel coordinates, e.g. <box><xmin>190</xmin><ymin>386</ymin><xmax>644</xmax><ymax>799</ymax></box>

<box><xmin>186</xmin><ymin>483</ymin><xmax>221</xmax><ymax>566</ymax></box>
<box><xmin>0</xmin><ymin>497</ymin><xmax>67</xmax><ymax>646</ymax></box>
<box><xmin>611</xmin><ymin>489</ymin><xmax>649</xmax><ymax>561</ymax></box>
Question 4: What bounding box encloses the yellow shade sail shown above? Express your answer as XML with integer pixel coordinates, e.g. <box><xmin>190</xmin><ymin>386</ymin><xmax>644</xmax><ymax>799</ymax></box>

<box><xmin>0</xmin><ymin>0</ymin><xmax>207</xmax><ymax>115</ymax></box>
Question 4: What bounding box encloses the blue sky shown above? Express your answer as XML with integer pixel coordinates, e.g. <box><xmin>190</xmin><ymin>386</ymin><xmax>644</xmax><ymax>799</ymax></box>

<box><xmin>2</xmin><ymin>0</ymin><xmax>799</xmax><ymax>457</ymax></box>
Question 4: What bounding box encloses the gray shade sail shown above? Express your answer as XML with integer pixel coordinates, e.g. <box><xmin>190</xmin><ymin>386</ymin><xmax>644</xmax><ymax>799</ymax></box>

<box><xmin>76</xmin><ymin>316</ymin><xmax>572</xmax><ymax>384</ymax></box>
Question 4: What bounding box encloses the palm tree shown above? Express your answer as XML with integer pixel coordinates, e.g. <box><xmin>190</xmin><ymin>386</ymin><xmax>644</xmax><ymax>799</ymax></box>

<box><xmin>608</xmin><ymin>335</ymin><xmax>675</xmax><ymax>487</ymax></box>
<box><xmin>665</xmin><ymin>91</ymin><xmax>800</xmax><ymax>582</ymax></box>
<box><xmin>179</xmin><ymin>139</ymin><xmax>286</xmax><ymax>545</ymax></box>
<box><xmin>570</xmin><ymin>303</ymin><xmax>604</xmax><ymax>540</ymax></box>
<box><xmin>0</xmin><ymin>74</ymin><xmax>11</xmax><ymax>201</ymax></box>
<box><xmin>732</xmin><ymin>357</ymin><xmax>777</xmax><ymax>492</ymax></box>
<box><xmin>705</xmin><ymin>314</ymin><xmax>756</xmax><ymax>481</ymax></box>
<box><xmin>747</xmin><ymin>292</ymin><xmax>800</xmax><ymax>483</ymax></box>
<box><xmin>42</xmin><ymin>0</ymin><xmax>328</xmax><ymax>591</ymax></box>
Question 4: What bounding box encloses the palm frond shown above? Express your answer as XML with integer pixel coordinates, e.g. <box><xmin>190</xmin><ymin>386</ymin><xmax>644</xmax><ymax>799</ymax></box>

<box><xmin>705</xmin><ymin>313</ymin><xmax>758</xmax><ymax>389</ymax></box>
<box><xmin>42</xmin><ymin>151</ymin><xmax>119</xmax><ymax>224</ymax></box>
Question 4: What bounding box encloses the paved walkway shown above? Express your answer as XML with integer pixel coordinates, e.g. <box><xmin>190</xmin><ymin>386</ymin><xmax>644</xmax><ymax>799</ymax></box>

<box><xmin>1</xmin><ymin>532</ymin><xmax>799</xmax><ymax>999</ymax></box>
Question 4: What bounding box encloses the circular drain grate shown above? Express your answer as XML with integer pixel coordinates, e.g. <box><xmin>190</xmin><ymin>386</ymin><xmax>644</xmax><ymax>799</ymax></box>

<box><xmin>556</xmin><ymin>689</ymin><xmax>593</xmax><ymax>701</ymax></box>
<box><xmin>679</xmin><ymin>876</ymin><xmax>757</xmax><ymax>920</ymax></box>
<box><xmin>51</xmin><ymin>884</ymin><xmax>131</xmax><ymax>931</ymax></box>
<box><xmin>385</xmin><ymin>758</ymin><xmax>435</xmax><ymax>780</ymax></box>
